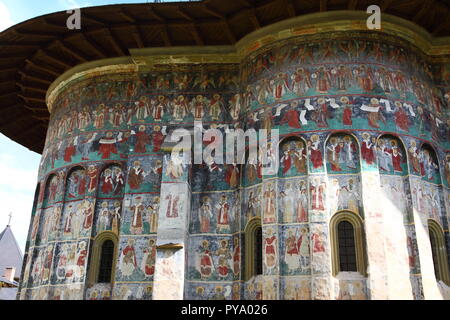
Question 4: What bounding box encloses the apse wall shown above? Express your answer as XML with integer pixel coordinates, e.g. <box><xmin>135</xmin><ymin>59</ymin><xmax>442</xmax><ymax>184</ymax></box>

<box><xmin>18</xmin><ymin>64</ymin><xmax>242</xmax><ymax>300</ymax></box>
<box><xmin>238</xmin><ymin>28</ymin><xmax>449</xmax><ymax>300</ymax></box>
<box><xmin>17</xmin><ymin>13</ymin><xmax>450</xmax><ymax>300</ymax></box>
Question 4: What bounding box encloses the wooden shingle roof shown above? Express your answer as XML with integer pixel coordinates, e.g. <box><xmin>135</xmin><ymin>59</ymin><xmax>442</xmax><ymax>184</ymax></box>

<box><xmin>0</xmin><ymin>0</ymin><xmax>449</xmax><ymax>153</ymax></box>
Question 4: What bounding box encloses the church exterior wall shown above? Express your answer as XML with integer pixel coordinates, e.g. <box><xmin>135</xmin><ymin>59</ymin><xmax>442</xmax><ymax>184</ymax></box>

<box><xmin>17</xmin><ymin>13</ymin><xmax>450</xmax><ymax>300</ymax></box>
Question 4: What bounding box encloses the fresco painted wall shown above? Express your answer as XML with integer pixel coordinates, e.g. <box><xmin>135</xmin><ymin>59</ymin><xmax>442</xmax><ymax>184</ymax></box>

<box><xmin>18</xmin><ymin>28</ymin><xmax>449</xmax><ymax>300</ymax></box>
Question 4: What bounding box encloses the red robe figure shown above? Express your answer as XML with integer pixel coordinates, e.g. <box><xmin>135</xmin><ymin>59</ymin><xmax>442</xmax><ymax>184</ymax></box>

<box><xmin>310</xmin><ymin>179</ymin><xmax>325</xmax><ymax>211</ymax></box>
<box><xmin>224</xmin><ymin>164</ymin><xmax>239</xmax><ymax>188</ymax></box>
<box><xmin>313</xmin><ymin>98</ymin><xmax>329</xmax><ymax>128</ymax></box>
<box><xmin>286</xmin><ymin>234</ymin><xmax>299</xmax><ymax>255</ymax></box>
<box><xmin>217</xmin><ymin>258</ymin><xmax>229</xmax><ymax>278</ymax></box>
<box><xmin>49</xmin><ymin>178</ymin><xmax>58</xmax><ymax>202</ymax></box>
<box><xmin>394</xmin><ymin>102</ymin><xmax>409</xmax><ymax>131</ymax></box>
<box><xmin>233</xmin><ymin>239</ymin><xmax>240</xmax><ymax>276</ymax></box>
<box><xmin>192</xmin><ymin>95</ymin><xmax>205</xmax><ymax>120</ymax></box>
<box><xmin>341</xmin><ymin>97</ymin><xmax>352</xmax><ymax>126</ymax></box>
<box><xmin>87</xmin><ymin>165</ymin><xmax>99</xmax><ymax>193</ymax></box>
<box><xmin>78</xmin><ymin>171</ymin><xmax>86</xmax><ymax>196</ymax></box>
<box><xmin>315</xmin><ymin>66</ymin><xmax>331</xmax><ymax>93</ymax></box>
<box><xmin>165</xmin><ymin>194</ymin><xmax>179</xmax><ymax>218</ymax></box>
<box><xmin>273</xmin><ymin>73</ymin><xmax>289</xmax><ymax>100</ymax></box>
<box><xmin>134</xmin><ymin>126</ymin><xmax>151</xmax><ymax>153</ymax></box>
<box><xmin>389</xmin><ymin>145</ymin><xmax>403</xmax><ymax>173</ymax></box>
<box><xmin>64</xmin><ymin>138</ymin><xmax>76</xmax><ymax>162</ymax></box>
<box><xmin>312</xmin><ymin>233</ymin><xmax>325</xmax><ymax>253</ymax></box>
<box><xmin>153</xmin><ymin>96</ymin><xmax>166</xmax><ymax>121</ymax></box>
<box><xmin>76</xmin><ymin>243</ymin><xmax>87</xmax><ymax>268</ymax></box>
<box><xmin>280</xmin><ymin>108</ymin><xmax>301</xmax><ymax>128</ymax></box>
<box><xmin>264</xmin><ymin>233</ymin><xmax>277</xmax><ymax>270</ymax></box>
<box><xmin>152</xmin><ymin>126</ymin><xmax>165</xmax><ymax>152</ymax></box>
<box><xmin>357</xmin><ymin>65</ymin><xmax>374</xmax><ymax>92</ymax></box>
<box><xmin>130</xmin><ymin>198</ymin><xmax>144</xmax><ymax>234</ymax></box>
<box><xmin>112</xmin><ymin>104</ymin><xmax>124</xmax><ymax>127</ymax></box>
<box><xmin>280</xmin><ymin>149</ymin><xmax>292</xmax><ymax>175</ymax></box>
<box><xmin>361</xmin><ymin>134</ymin><xmax>375</xmax><ymax>165</ymax></box>
<box><xmin>128</xmin><ymin>161</ymin><xmax>145</xmax><ymax>190</ymax></box>
<box><xmin>121</xmin><ymin>241</ymin><xmax>137</xmax><ymax>273</ymax></box>
<box><xmin>142</xmin><ymin>244</ymin><xmax>156</xmax><ymax>276</ymax></box>
<box><xmin>98</xmin><ymin>132</ymin><xmax>118</xmax><ymax>159</ymax></box>
<box><xmin>200</xmin><ymin>241</ymin><xmax>213</xmax><ymax>280</ymax></box>
<box><xmin>101</xmin><ymin>170</ymin><xmax>113</xmax><ymax>194</ymax></box>
<box><xmin>308</xmin><ymin>138</ymin><xmax>323</xmax><ymax>169</ymax></box>
<box><xmin>82</xmin><ymin>202</ymin><xmax>93</xmax><ymax>229</ymax></box>
<box><xmin>217</xmin><ymin>196</ymin><xmax>230</xmax><ymax>231</ymax></box>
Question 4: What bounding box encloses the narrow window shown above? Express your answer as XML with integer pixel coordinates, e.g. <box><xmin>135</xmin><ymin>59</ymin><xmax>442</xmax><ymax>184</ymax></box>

<box><xmin>429</xmin><ymin>227</ymin><xmax>441</xmax><ymax>281</ymax></box>
<box><xmin>255</xmin><ymin>226</ymin><xmax>263</xmax><ymax>276</ymax></box>
<box><xmin>244</xmin><ymin>218</ymin><xmax>262</xmax><ymax>281</ymax></box>
<box><xmin>98</xmin><ymin>240</ymin><xmax>115</xmax><ymax>283</ymax></box>
<box><xmin>338</xmin><ymin>221</ymin><xmax>357</xmax><ymax>272</ymax></box>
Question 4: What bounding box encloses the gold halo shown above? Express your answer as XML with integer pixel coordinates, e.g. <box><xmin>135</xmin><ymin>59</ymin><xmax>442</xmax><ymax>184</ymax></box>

<box><xmin>340</xmin><ymin>96</ymin><xmax>349</xmax><ymax>103</ymax></box>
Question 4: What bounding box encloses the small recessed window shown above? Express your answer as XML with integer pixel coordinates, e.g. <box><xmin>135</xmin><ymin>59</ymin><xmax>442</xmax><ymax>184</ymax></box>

<box><xmin>330</xmin><ymin>211</ymin><xmax>366</xmax><ymax>277</ymax></box>
<box><xmin>244</xmin><ymin>218</ymin><xmax>262</xmax><ymax>281</ymax></box>
<box><xmin>428</xmin><ymin>220</ymin><xmax>450</xmax><ymax>284</ymax></box>
<box><xmin>338</xmin><ymin>221</ymin><xmax>357</xmax><ymax>272</ymax></box>
<box><xmin>255</xmin><ymin>226</ymin><xmax>263</xmax><ymax>276</ymax></box>
<box><xmin>98</xmin><ymin>240</ymin><xmax>115</xmax><ymax>283</ymax></box>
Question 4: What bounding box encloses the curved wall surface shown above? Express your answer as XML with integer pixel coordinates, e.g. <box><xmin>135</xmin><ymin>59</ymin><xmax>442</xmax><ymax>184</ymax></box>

<box><xmin>18</xmin><ymin>12</ymin><xmax>450</xmax><ymax>300</ymax></box>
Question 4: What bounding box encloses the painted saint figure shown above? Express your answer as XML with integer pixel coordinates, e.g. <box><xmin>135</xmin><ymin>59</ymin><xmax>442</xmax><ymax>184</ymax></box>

<box><xmin>120</xmin><ymin>239</ymin><xmax>137</xmax><ymax>279</ymax></box>
<box><xmin>264</xmin><ymin>228</ymin><xmax>277</xmax><ymax>273</ymax></box>
<box><xmin>199</xmin><ymin>196</ymin><xmax>213</xmax><ymax>233</ymax></box>
<box><xmin>199</xmin><ymin>240</ymin><xmax>214</xmax><ymax>280</ymax></box>
<box><xmin>130</xmin><ymin>197</ymin><xmax>145</xmax><ymax>234</ymax></box>
<box><xmin>128</xmin><ymin>161</ymin><xmax>147</xmax><ymax>190</ymax></box>
<box><xmin>216</xmin><ymin>195</ymin><xmax>230</xmax><ymax>233</ymax></box>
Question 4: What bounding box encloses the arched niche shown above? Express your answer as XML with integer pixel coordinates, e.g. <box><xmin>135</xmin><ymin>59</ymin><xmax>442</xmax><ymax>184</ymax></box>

<box><xmin>43</xmin><ymin>174</ymin><xmax>58</xmax><ymax>208</ymax></box>
<box><xmin>87</xmin><ymin>231</ymin><xmax>119</xmax><ymax>286</ymax></box>
<box><xmin>97</xmin><ymin>163</ymin><xmax>125</xmax><ymax>198</ymax></box>
<box><xmin>329</xmin><ymin>210</ymin><xmax>367</xmax><ymax>277</ymax></box>
<box><xmin>278</xmin><ymin>135</ymin><xmax>308</xmax><ymax>177</ymax></box>
<box><xmin>325</xmin><ymin>132</ymin><xmax>360</xmax><ymax>174</ymax></box>
<box><xmin>64</xmin><ymin>166</ymin><xmax>87</xmax><ymax>201</ymax></box>
<box><xmin>428</xmin><ymin>219</ymin><xmax>450</xmax><ymax>285</ymax></box>
<box><xmin>418</xmin><ymin>143</ymin><xmax>441</xmax><ymax>184</ymax></box>
<box><xmin>375</xmin><ymin>134</ymin><xmax>408</xmax><ymax>176</ymax></box>
<box><xmin>244</xmin><ymin>217</ymin><xmax>263</xmax><ymax>281</ymax></box>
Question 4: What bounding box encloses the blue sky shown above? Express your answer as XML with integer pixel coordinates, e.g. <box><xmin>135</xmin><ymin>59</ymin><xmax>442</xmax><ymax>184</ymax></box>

<box><xmin>0</xmin><ymin>0</ymin><xmax>190</xmax><ymax>251</ymax></box>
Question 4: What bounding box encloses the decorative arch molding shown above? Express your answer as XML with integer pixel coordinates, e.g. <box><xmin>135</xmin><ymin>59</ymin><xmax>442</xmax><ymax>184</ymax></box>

<box><xmin>427</xmin><ymin>219</ymin><xmax>450</xmax><ymax>285</ymax></box>
<box><xmin>330</xmin><ymin>210</ymin><xmax>367</xmax><ymax>277</ymax></box>
<box><xmin>278</xmin><ymin>134</ymin><xmax>308</xmax><ymax>177</ymax></box>
<box><xmin>87</xmin><ymin>231</ymin><xmax>119</xmax><ymax>286</ymax></box>
<box><xmin>244</xmin><ymin>216</ymin><xmax>262</xmax><ymax>281</ymax></box>
<box><xmin>375</xmin><ymin>133</ymin><xmax>410</xmax><ymax>176</ymax></box>
<box><xmin>324</xmin><ymin>131</ymin><xmax>361</xmax><ymax>173</ymax></box>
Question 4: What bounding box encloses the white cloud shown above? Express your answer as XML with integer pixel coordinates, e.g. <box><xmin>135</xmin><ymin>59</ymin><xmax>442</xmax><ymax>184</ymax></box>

<box><xmin>0</xmin><ymin>155</ymin><xmax>37</xmax><ymax>193</ymax></box>
<box><xmin>0</xmin><ymin>1</ymin><xmax>14</xmax><ymax>32</ymax></box>
<box><xmin>0</xmin><ymin>152</ymin><xmax>38</xmax><ymax>251</ymax></box>
<box><xmin>0</xmin><ymin>189</ymin><xmax>33</xmax><ymax>253</ymax></box>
